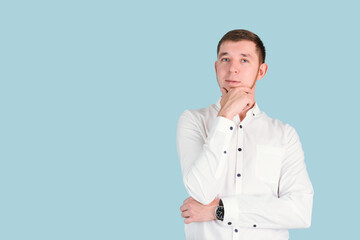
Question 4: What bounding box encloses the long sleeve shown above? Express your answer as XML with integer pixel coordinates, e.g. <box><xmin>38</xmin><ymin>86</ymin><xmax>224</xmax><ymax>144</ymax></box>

<box><xmin>177</xmin><ymin>110</ymin><xmax>235</xmax><ymax>205</ymax></box>
<box><xmin>221</xmin><ymin>125</ymin><xmax>314</xmax><ymax>229</ymax></box>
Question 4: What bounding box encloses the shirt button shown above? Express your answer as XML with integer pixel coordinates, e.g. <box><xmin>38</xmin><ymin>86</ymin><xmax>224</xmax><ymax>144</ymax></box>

<box><xmin>253</xmin><ymin>224</ymin><xmax>257</xmax><ymax>227</ymax></box>
<box><xmin>228</xmin><ymin>222</ymin><xmax>232</xmax><ymax>225</ymax></box>
<box><xmin>224</xmin><ymin>151</ymin><xmax>227</xmax><ymax>154</ymax></box>
<box><xmin>230</xmin><ymin>126</ymin><xmax>233</xmax><ymax>130</ymax></box>
<box><xmin>239</xmin><ymin>125</ymin><xmax>242</xmax><ymax>129</ymax></box>
<box><xmin>234</xmin><ymin>229</ymin><xmax>238</xmax><ymax>233</ymax></box>
<box><xmin>238</xmin><ymin>148</ymin><xmax>242</xmax><ymax>151</ymax></box>
<box><xmin>237</xmin><ymin>173</ymin><xmax>241</xmax><ymax>177</ymax></box>
<box><xmin>253</xmin><ymin>113</ymin><xmax>255</xmax><ymax>116</ymax></box>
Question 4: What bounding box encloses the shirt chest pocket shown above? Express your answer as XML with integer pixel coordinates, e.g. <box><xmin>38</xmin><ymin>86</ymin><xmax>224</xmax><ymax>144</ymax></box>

<box><xmin>255</xmin><ymin>145</ymin><xmax>285</xmax><ymax>183</ymax></box>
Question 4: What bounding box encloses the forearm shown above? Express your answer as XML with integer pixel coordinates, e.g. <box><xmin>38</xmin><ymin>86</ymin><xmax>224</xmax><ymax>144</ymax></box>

<box><xmin>221</xmin><ymin>191</ymin><xmax>313</xmax><ymax>229</ymax></box>
<box><xmin>177</xmin><ymin>111</ymin><xmax>235</xmax><ymax>204</ymax></box>
<box><xmin>220</xmin><ymin>127</ymin><xmax>314</xmax><ymax>229</ymax></box>
<box><xmin>221</xmin><ymin>159</ymin><xmax>314</xmax><ymax>229</ymax></box>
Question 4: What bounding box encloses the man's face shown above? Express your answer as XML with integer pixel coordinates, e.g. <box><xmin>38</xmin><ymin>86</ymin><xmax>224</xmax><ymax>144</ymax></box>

<box><xmin>215</xmin><ymin>40</ymin><xmax>267</xmax><ymax>92</ymax></box>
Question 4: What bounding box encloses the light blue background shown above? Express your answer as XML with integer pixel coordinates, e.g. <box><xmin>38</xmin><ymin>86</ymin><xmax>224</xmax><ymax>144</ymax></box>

<box><xmin>1</xmin><ymin>0</ymin><xmax>359</xmax><ymax>239</ymax></box>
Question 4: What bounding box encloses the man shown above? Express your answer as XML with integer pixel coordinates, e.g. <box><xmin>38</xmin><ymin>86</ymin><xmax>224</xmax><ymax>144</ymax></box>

<box><xmin>176</xmin><ymin>29</ymin><xmax>314</xmax><ymax>240</ymax></box>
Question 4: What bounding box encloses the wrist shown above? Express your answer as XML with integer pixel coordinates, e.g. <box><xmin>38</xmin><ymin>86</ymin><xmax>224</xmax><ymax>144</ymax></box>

<box><xmin>217</xmin><ymin>111</ymin><xmax>233</xmax><ymax>120</ymax></box>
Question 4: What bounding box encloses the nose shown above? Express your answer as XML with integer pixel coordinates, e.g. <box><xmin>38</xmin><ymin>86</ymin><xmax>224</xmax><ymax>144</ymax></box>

<box><xmin>229</xmin><ymin>61</ymin><xmax>240</xmax><ymax>73</ymax></box>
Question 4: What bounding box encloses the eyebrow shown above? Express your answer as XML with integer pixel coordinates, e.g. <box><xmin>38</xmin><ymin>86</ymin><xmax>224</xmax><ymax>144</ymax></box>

<box><xmin>218</xmin><ymin>52</ymin><xmax>252</xmax><ymax>58</ymax></box>
<box><xmin>240</xmin><ymin>53</ymin><xmax>251</xmax><ymax>58</ymax></box>
<box><xmin>218</xmin><ymin>52</ymin><xmax>229</xmax><ymax>58</ymax></box>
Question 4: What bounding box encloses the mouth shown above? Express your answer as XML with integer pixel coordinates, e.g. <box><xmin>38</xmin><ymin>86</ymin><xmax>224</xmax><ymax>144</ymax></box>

<box><xmin>225</xmin><ymin>80</ymin><xmax>241</xmax><ymax>86</ymax></box>
<box><xmin>226</xmin><ymin>80</ymin><xmax>240</xmax><ymax>83</ymax></box>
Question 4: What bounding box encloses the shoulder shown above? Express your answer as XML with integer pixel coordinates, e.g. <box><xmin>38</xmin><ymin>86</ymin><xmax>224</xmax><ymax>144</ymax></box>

<box><xmin>178</xmin><ymin>102</ymin><xmax>218</xmax><ymax>124</ymax></box>
<box><xmin>258</xmin><ymin>112</ymin><xmax>300</xmax><ymax>144</ymax></box>
<box><xmin>177</xmin><ymin>102</ymin><xmax>220</xmax><ymax>137</ymax></box>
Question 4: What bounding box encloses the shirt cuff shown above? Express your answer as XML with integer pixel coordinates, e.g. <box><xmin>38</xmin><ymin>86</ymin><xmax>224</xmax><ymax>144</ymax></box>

<box><xmin>220</xmin><ymin>196</ymin><xmax>239</xmax><ymax>226</ymax></box>
<box><xmin>208</xmin><ymin>116</ymin><xmax>236</xmax><ymax>139</ymax></box>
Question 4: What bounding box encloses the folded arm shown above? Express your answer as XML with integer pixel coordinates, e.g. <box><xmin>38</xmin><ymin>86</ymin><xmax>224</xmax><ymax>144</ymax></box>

<box><xmin>221</xmin><ymin>127</ymin><xmax>314</xmax><ymax>229</ymax></box>
<box><xmin>178</xmin><ymin>116</ymin><xmax>314</xmax><ymax>229</ymax></box>
<box><xmin>177</xmin><ymin>110</ymin><xmax>235</xmax><ymax>205</ymax></box>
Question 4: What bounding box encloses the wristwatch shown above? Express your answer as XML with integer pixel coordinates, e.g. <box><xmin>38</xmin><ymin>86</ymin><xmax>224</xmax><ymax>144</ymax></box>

<box><xmin>215</xmin><ymin>199</ymin><xmax>224</xmax><ymax>221</ymax></box>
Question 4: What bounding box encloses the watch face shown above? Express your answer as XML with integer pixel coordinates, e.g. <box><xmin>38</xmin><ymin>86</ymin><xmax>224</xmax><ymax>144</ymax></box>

<box><xmin>216</xmin><ymin>206</ymin><xmax>224</xmax><ymax>220</ymax></box>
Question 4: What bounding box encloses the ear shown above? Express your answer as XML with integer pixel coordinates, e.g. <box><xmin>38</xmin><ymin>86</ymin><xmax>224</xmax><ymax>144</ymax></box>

<box><xmin>257</xmin><ymin>63</ymin><xmax>268</xmax><ymax>80</ymax></box>
<box><xmin>214</xmin><ymin>61</ymin><xmax>218</xmax><ymax>73</ymax></box>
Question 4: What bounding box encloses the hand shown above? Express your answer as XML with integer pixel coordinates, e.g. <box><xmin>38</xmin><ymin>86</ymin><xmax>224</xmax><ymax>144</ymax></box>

<box><xmin>217</xmin><ymin>87</ymin><xmax>255</xmax><ymax>120</ymax></box>
<box><xmin>180</xmin><ymin>197</ymin><xmax>219</xmax><ymax>224</ymax></box>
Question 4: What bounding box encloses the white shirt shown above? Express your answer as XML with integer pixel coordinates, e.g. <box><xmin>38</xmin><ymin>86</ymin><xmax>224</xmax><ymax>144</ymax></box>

<box><xmin>176</xmin><ymin>99</ymin><xmax>314</xmax><ymax>240</ymax></box>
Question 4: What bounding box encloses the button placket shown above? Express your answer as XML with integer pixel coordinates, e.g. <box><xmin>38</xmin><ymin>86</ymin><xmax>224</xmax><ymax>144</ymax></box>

<box><xmin>235</xmin><ymin>123</ymin><xmax>244</xmax><ymax>194</ymax></box>
<box><xmin>223</xmin><ymin>123</ymin><xmax>234</xmax><ymax>161</ymax></box>
<box><xmin>232</xmin><ymin>226</ymin><xmax>240</xmax><ymax>240</ymax></box>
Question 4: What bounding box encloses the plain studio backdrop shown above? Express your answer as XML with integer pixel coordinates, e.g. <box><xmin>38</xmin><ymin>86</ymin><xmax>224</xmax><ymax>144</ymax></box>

<box><xmin>1</xmin><ymin>0</ymin><xmax>359</xmax><ymax>239</ymax></box>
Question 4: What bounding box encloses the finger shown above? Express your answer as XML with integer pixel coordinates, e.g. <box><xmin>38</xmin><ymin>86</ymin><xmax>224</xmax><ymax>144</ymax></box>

<box><xmin>184</xmin><ymin>217</ymin><xmax>193</xmax><ymax>224</ymax></box>
<box><xmin>242</xmin><ymin>99</ymin><xmax>255</xmax><ymax>112</ymax></box>
<box><xmin>242</xmin><ymin>104</ymin><xmax>251</xmax><ymax>112</ymax></box>
<box><xmin>183</xmin><ymin>197</ymin><xmax>193</xmax><ymax>204</ymax></box>
<box><xmin>236</xmin><ymin>86</ymin><xmax>253</xmax><ymax>94</ymax></box>
<box><xmin>247</xmin><ymin>88</ymin><xmax>255</xmax><ymax>96</ymax></box>
<box><xmin>230</xmin><ymin>86</ymin><xmax>253</xmax><ymax>94</ymax></box>
<box><xmin>180</xmin><ymin>204</ymin><xmax>187</xmax><ymax>212</ymax></box>
<box><xmin>181</xmin><ymin>211</ymin><xmax>190</xmax><ymax>218</ymax></box>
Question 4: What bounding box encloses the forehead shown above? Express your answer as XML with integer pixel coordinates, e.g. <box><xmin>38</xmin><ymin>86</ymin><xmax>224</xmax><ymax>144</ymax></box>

<box><xmin>218</xmin><ymin>40</ymin><xmax>258</xmax><ymax>59</ymax></box>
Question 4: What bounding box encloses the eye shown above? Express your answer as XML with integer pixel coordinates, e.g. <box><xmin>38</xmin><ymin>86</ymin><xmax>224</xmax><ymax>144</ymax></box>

<box><xmin>241</xmin><ymin>59</ymin><xmax>249</xmax><ymax>63</ymax></box>
<box><xmin>221</xmin><ymin>58</ymin><xmax>230</xmax><ymax>62</ymax></box>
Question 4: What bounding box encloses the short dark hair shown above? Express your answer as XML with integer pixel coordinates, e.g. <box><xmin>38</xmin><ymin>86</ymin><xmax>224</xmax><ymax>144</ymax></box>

<box><xmin>217</xmin><ymin>29</ymin><xmax>266</xmax><ymax>64</ymax></box>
